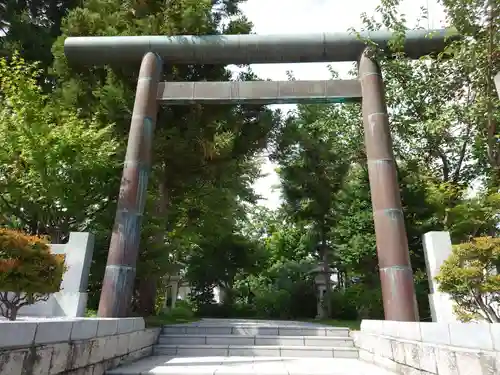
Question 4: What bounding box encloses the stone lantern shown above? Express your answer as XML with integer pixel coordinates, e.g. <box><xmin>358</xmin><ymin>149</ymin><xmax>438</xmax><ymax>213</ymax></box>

<box><xmin>309</xmin><ymin>264</ymin><xmax>336</xmax><ymax>319</ymax></box>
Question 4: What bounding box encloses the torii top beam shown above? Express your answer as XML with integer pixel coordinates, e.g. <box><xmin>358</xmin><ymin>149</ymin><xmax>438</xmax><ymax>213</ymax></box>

<box><xmin>64</xmin><ymin>28</ymin><xmax>457</xmax><ymax>66</ymax></box>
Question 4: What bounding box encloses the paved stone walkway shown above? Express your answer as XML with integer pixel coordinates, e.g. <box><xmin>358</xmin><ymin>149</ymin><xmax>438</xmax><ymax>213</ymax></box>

<box><xmin>107</xmin><ymin>356</ymin><xmax>395</xmax><ymax>375</ymax></box>
<box><xmin>108</xmin><ymin>319</ymin><xmax>397</xmax><ymax>374</ymax></box>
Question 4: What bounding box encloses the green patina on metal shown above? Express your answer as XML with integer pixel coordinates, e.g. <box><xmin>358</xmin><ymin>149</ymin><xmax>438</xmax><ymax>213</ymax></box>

<box><xmin>64</xmin><ymin>28</ymin><xmax>459</xmax><ymax>66</ymax></box>
<box><xmin>257</xmin><ymin>97</ymin><xmax>350</xmax><ymax>105</ymax></box>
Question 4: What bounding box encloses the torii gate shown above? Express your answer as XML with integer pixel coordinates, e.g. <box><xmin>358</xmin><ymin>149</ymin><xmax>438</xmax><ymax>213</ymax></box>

<box><xmin>64</xmin><ymin>28</ymin><xmax>458</xmax><ymax>321</ymax></box>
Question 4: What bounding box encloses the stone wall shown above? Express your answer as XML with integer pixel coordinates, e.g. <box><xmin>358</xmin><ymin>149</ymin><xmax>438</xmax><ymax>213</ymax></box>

<box><xmin>0</xmin><ymin>317</ymin><xmax>159</xmax><ymax>375</ymax></box>
<box><xmin>353</xmin><ymin>319</ymin><xmax>499</xmax><ymax>374</ymax></box>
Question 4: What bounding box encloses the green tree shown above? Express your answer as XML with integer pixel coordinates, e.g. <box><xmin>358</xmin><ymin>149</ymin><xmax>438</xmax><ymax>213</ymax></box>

<box><xmin>0</xmin><ymin>0</ymin><xmax>80</xmax><ymax>85</ymax></box>
<box><xmin>436</xmin><ymin>236</ymin><xmax>500</xmax><ymax>322</ymax></box>
<box><xmin>186</xmin><ymin>232</ymin><xmax>264</xmax><ymax>307</ymax></box>
<box><xmin>50</xmin><ymin>0</ymin><xmax>279</xmax><ymax>314</ymax></box>
<box><xmin>438</xmin><ymin>0</ymin><xmax>500</xmax><ymax>190</ymax></box>
<box><xmin>0</xmin><ymin>53</ymin><xmax>120</xmax><ymax>242</ymax></box>
<box><xmin>272</xmin><ymin>94</ymin><xmax>359</xmax><ymax>318</ymax></box>
<box><xmin>0</xmin><ymin>228</ymin><xmax>66</xmax><ymax>320</ymax></box>
<box><xmin>337</xmin><ymin>1</ymin><xmax>500</xmax><ymax>321</ymax></box>
<box><xmin>355</xmin><ymin>0</ymin><xmax>499</xmax><ymax>235</ymax></box>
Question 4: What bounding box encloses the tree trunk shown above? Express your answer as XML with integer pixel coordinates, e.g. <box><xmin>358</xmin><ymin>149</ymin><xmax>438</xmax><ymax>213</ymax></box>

<box><xmin>0</xmin><ymin>292</ymin><xmax>20</xmax><ymax>321</ymax></box>
<box><xmin>320</xmin><ymin>228</ymin><xmax>332</xmax><ymax>319</ymax></box>
<box><xmin>136</xmin><ymin>278</ymin><xmax>157</xmax><ymax>316</ymax></box>
<box><xmin>8</xmin><ymin>305</ymin><xmax>18</xmax><ymax>321</ymax></box>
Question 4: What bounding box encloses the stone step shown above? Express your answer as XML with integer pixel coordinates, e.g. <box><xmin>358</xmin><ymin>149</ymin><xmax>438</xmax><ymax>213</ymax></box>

<box><xmin>162</xmin><ymin>325</ymin><xmax>350</xmax><ymax>337</ymax></box>
<box><xmin>158</xmin><ymin>334</ymin><xmax>354</xmax><ymax>347</ymax></box>
<box><xmin>106</xmin><ymin>356</ymin><xmax>397</xmax><ymax>375</ymax></box>
<box><xmin>153</xmin><ymin>344</ymin><xmax>359</xmax><ymax>358</ymax></box>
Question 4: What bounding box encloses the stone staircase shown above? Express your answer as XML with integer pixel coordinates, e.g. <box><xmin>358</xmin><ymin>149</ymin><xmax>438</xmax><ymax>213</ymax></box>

<box><xmin>107</xmin><ymin>319</ymin><xmax>397</xmax><ymax>374</ymax></box>
<box><xmin>155</xmin><ymin>318</ymin><xmax>358</xmax><ymax>358</ymax></box>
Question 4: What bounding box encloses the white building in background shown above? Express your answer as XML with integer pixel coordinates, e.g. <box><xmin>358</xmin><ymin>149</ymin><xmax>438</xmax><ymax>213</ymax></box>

<box><xmin>163</xmin><ymin>276</ymin><xmax>223</xmax><ymax>311</ymax></box>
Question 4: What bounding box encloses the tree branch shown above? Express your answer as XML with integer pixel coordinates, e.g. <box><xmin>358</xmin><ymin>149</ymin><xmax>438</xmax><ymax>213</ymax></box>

<box><xmin>452</xmin><ymin>122</ymin><xmax>473</xmax><ymax>184</ymax></box>
<box><xmin>0</xmin><ymin>193</ymin><xmax>31</xmax><ymax>225</ymax></box>
<box><xmin>486</xmin><ymin>0</ymin><xmax>499</xmax><ymax>168</ymax></box>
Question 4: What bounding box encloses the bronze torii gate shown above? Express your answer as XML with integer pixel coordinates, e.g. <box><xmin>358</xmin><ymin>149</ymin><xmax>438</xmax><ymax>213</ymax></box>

<box><xmin>64</xmin><ymin>29</ymin><xmax>456</xmax><ymax>321</ymax></box>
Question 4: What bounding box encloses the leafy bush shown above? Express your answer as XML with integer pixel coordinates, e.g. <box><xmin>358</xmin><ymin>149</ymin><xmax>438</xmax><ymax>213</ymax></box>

<box><xmin>233</xmin><ymin>259</ymin><xmax>317</xmax><ymax>320</ymax></box>
<box><xmin>253</xmin><ymin>286</ymin><xmax>292</xmax><ymax>319</ymax></box>
<box><xmin>85</xmin><ymin>308</ymin><xmax>98</xmax><ymax>317</ymax></box>
<box><xmin>146</xmin><ymin>300</ymin><xmax>197</xmax><ymax>326</ymax></box>
<box><xmin>436</xmin><ymin>237</ymin><xmax>500</xmax><ymax>322</ymax></box>
<box><xmin>288</xmin><ymin>280</ymin><xmax>317</xmax><ymax>319</ymax></box>
<box><xmin>329</xmin><ymin>290</ymin><xmax>358</xmax><ymax>320</ymax></box>
<box><xmin>0</xmin><ymin>229</ymin><xmax>66</xmax><ymax>320</ymax></box>
<box><xmin>196</xmin><ymin>303</ymin><xmax>233</xmax><ymax>318</ymax></box>
<box><xmin>244</xmin><ymin>280</ymin><xmax>314</xmax><ymax>320</ymax></box>
<box><xmin>168</xmin><ymin>300</ymin><xmax>195</xmax><ymax>320</ymax></box>
<box><xmin>230</xmin><ymin>302</ymin><xmax>257</xmax><ymax>318</ymax></box>
<box><xmin>329</xmin><ymin>284</ymin><xmax>384</xmax><ymax>321</ymax></box>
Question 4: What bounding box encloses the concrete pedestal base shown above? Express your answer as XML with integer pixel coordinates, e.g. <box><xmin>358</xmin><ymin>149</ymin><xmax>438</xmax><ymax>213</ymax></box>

<box><xmin>429</xmin><ymin>292</ymin><xmax>458</xmax><ymax>323</ymax></box>
<box><xmin>53</xmin><ymin>292</ymin><xmax>88</xmax><ymax>317</ymax></box>
<box><xmin>7</xmin><ymin>292</ymin><xmax>89</xmax><ymax>318</ymax></box>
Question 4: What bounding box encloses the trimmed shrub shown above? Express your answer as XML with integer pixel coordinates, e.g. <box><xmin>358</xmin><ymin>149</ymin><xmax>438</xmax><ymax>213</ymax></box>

<box><xmin>0</xmin><ymin>229</ymin><xmax>66</xmax><ymax>320</ymax></box>
<box><xmin>436</xmin><ymin>236</ymin><xmax>500</xmax><ymax>322</ymax></box>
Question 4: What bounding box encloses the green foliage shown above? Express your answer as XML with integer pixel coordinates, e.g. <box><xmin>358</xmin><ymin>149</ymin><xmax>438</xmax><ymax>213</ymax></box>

<box><xmin>186</xmin><ymin>233</ymin><xmax>265</xmax><ymax>308</ymax></box>
<box><xmin>436</xmin><ymin>237</ymin><xmax>500</xmax><ymax>322</ymax></box>
<box><xmin>334</xmin><ymin>167</ymin><xmax>377</xmax><ymax>276</ymax></box>
<box><xmin>231</xmin><ymin>257</ymin><xmax>318</xmax><ymax>320</ymax></box>
<box><xmin>85</xmin><ymin>309</ymin><xmax>98</xmax><ymax>317</ymax></box>
<box><xmin>234</xmin><ymin>281</ymin><xmax>317</xmax><ymax>321</ymax></box>
<box><xmin>253</xmin><ymin>280</ymin><xmax>316</xmax><ymax>320</ymax></box>
<box><xmin>329</xmin><ymin>285</ymin><xmax>384</xmax><ymax>321</ymax></box>
<box><xmin>0</xmin><ymin>0</ymin><xmax>80</xmax><ymax>87</ymax></box>
<box><xmin>253</xmin><ymin>286</ymin><xmax>293</xmax><ymax>319</ymax></box>
<box><xmin>48</xmin><ymin>0</ymin><xmax>280</xmax><ymax>314</ymax></box>
<box><xmin>272</xmin><ymin>93</ymin><xmax>361</xmax><ymax>318</ymax></box>
<box><xmin>0</xmin><ymin>53</ymin><xmax>120</xmax><ymax>241</ymax></box>
<box><xmin>274</xmin><ymin>101</ymin><xmax>357</xmax><ymax>228</ymax></box>
<box><xmin>167</xmin><ymin>300</ymin><xmax>195</xmax><ymax>320</ymax></box>
<box><xmin>446</xmin><ymin>193</ymin><xmax>500</xmax><ymax>242</ymax></box>
<box><xmin>357</xmin><ymin>0</ymin><xmax>500</xmax><ymax>226</ymax></box>
<box><xmin>146</xmin><ymin>300</ymin><xmax>198</xmax><ymax>326</ymax></box>
<box><xmin>1</xmin><ymin>0</ymin><xmax>498</xmax><ymax>324</ymax></box>
<box><xmin>0</xmin><ymin>228</ymin><xmax>66</xmax><ymax>320</ymax></box>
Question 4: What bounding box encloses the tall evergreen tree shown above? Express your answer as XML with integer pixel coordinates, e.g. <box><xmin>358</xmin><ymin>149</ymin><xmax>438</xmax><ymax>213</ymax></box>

<box><xmin>50</xmin><ymin>0</ymin><xmax>279</xmax><ymax>314</ymax></box>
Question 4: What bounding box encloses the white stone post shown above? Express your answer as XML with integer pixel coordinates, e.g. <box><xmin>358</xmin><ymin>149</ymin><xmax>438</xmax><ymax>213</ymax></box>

<box><xmin>9</xmin><ymin>231</ymin><xmax>95</xmax><ymax>318</ymax></box>
<box><xmin>51</xmin><ymin>232</ymin><xmax>95</xmax><ymax>317</ymax></box>
<box><xmin>422</xmin><ymin>231</ymin><xmax>458</xmax><ymax>322</ymax></box>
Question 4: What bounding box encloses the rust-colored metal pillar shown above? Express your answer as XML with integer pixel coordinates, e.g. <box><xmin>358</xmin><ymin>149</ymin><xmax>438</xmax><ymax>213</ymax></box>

<box><xmin>98</xmin><ymin>52</ymin><xmax>163</xmax><ymax>317</ymax></box>
<box><xmin>359</xmin><ymin>48</ymin><xmax>419</xmax><ymax>321</ymax></box>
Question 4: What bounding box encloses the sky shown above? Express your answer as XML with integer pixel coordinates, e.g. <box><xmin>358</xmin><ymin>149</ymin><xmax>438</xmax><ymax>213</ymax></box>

<box><xmin>233</xmin><ymin>0</ymin><xmax>447</xmax><ymax>210</ymax></box>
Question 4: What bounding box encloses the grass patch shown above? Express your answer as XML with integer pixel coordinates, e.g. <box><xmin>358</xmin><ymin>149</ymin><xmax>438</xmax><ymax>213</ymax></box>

<box><xmin>145</xmin><ymin>314</ymin><xmax>199</xmax><ymax>327</ymax></box>
<box><xmin>86</xmin><ymin>307</ymin><xmax>360</xmax><ymax>331</ymax></box>
<box><xmin>302</xmin><ymin>319</ymin><xmax>361</xmax><ymax>330</ymax></box>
